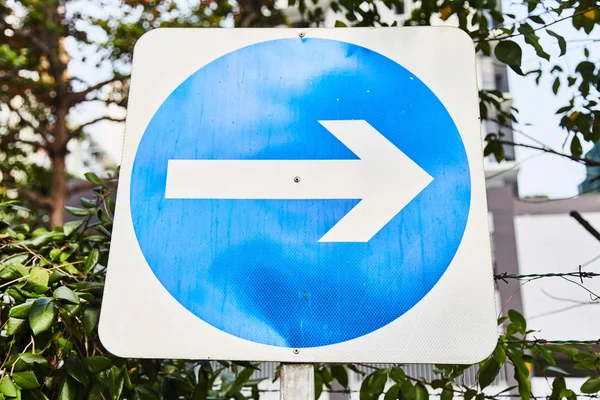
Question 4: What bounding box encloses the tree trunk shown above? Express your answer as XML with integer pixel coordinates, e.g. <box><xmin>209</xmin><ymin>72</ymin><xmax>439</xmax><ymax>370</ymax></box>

<box><xmin>49</xmin><ymin>106</ymin><xmax>68</xmax><ymax>227</ymax></box>
<box><xmin>49</xmin><ymin>153</ymin><xmax>66</xmax><ymax>227</ymax></box>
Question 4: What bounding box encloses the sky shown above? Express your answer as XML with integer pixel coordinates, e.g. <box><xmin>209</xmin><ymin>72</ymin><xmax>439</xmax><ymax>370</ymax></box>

<box><xmin>504</xmin><ymin>1</ymin><xmax>600</xmax><ymax>198</ymax></box>
<box><xmin>81</xmin><ymin>4</ymin><xmax>600</xmax><ymax>199</ymax></box>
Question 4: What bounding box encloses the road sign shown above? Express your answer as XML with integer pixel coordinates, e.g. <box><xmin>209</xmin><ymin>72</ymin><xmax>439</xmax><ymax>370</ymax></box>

<box><xmin>100</xmin><ymin>27</ymin><xmax>498</xmax><ymax>363</ymax></box>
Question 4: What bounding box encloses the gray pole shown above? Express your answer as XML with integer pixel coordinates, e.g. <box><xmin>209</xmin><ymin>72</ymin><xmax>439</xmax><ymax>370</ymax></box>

<box><xmin>280</xmin><ymin>364</ymin><xmax>315</xmax><ymax>400</ymax></box>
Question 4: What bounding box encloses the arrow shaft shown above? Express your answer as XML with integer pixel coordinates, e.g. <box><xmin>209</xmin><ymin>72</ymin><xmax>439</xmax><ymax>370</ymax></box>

<box><xmin>166</xmin><ymin>159</ymin><xmax>374</xmax><ymax>199</ymax></box>
<box><xmin>163</xmin><ymin>120</ymin><xmax>433</xmax><ymax>242</ymax></box>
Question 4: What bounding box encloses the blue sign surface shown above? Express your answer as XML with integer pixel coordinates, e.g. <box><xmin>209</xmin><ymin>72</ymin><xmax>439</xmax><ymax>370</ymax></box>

<box><xmin>130</xmin><ymin>38</ymin><xmax>470</xmax><ymax>348</ymax></box>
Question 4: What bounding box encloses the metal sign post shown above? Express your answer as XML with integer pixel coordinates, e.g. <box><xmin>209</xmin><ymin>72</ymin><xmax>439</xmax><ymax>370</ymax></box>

<box><xmin>280</xmin><ymin>364</ymin><xmax>314</xmax><ymax>400</ymax></box>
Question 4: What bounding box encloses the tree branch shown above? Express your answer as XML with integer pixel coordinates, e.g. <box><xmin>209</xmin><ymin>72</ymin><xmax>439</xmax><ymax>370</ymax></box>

<box><xmin>67</xmin><ymin>76</ymin><xmax>127</xmax><ymax>107</ymax></box>
<box><xmin>490</xmin><ymin>138</ymin><xmax>600</xmax><ymax>166</ymax></box>
<box><xmin>20</xmin><ymin>189</ymin><xmax>54</xmax><ymax>209</ymax></box>
<box><xmin>71</xmin><ymin>115</ymin><xmax>126</xmax><ymax>138</ymax></box>
<box><xmin>2</xmin><ymin>181</ymin><xmax>53</xmax><ymax>209</ymax></box>
<box><xmin>14</xmin><ymin>138</ymin><xmax>46</xmax><ymax>151</ymax></box>
<box><xmin>0</xmin><ymin>19</ymin><xmax>51</xmax><ymax>53</ymax></box>
<box><xmin>4</xmin><ymin>101</ymin><xmax>40</xmax><ymax>133</ymax></box>
<box><xmin>67</xmin><ymin>179</ymin><xmax>116</xmax><ymax>197</ymax></box>
<box><xmin>476</xmin><ymin>6</ymin><xmax>600</xmax><ymax>43</ymax></box>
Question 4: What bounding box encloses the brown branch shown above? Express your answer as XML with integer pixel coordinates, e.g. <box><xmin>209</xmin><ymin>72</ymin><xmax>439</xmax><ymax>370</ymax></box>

<box><xmin>67</xmin><ymin>179</ymin><xmax>116</xmax><ymax>197</ymax></box>
<box><xmin>490</xmin><ymin>138</ymin><xmax>600</xmax><ymax>166</ymax></box>
<box><xmin>66</xmin><ymin>181</ymin><xmax>98</xmax><ymax>196</ymax></box>
<box><xmin>475</xmin><ymin>6</ymin><xmax>600</xmax><ymax>43</ymax></box>
<box><xmin>67</xmin><ymin>76</ymin><xmax>127</xmax><ymax>107</ymax></box>
<box><xmin>4</xmin><ymin>101</ymin><xmax>42</xmax><ymax>134</ymax></box>
<box><xmin>569</xmin><ymin>211</ymin><xmax>600</xmax><ymax>243</ymax></box>
<box><xmin>14</xmin><ymin>138</ymin><xmax>46</xmax><ymax>151</ymax></box>
<box><xmin>2</xmin><ymin>181</ymin><xmax>53</xmax><ymax>209</ymax></box>
<box><xmin>71</xmin><ymin>115</ymin><xmax>126</xmax><ymax>138</ymax></box>
<box><xmin>0</xmin><ymin>19</ymin><xmax>51</xmax><ymax>54</ymax></box>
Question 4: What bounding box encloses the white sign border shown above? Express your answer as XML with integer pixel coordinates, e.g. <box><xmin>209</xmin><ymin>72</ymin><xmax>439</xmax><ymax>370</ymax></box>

<box><xmin>99</xmin><ymin>27</ymin><xmax>498</xmax><ymax>363</ymax></box>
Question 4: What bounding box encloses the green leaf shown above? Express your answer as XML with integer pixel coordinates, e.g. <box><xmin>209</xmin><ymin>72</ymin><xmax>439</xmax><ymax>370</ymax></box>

<box><xmin>415</xmin><ymin>383</ymin><xmax>429</xmax><ymax>400</ymax></box>
<box><xmin>546</xmin><ymin>366</ymin><xmax>570</xmax><ymax>375</ymax></box>
<box><xmin>492</xmin><ymin>344</ymin><xmax>507</xmax><ymax>365</ymax></box>
<box><xmin>21</xmin><ymin>390</ymin><xmax>49</xmax><ymax>400</ymax></box>
<box><xmin>441</xmin><ymin>388</ymin><xmax>453</xmax><ymax>400</ymax></box>
<box><xmin>508</xmin><ymin>309</ymin><xmax>526</xmax><ymax>335</ymax></box>
<box><xmin>360</xmin><ymin>371</ymin><xmax>376</xmax><ymax>400</ymax></box>
<box><xmin>390</xmin><ymin>366</ymin><xmax>405</xmax><ymax>383</ymax></box>
<box><xmin>479</xmin><ymin>358</ymin><xmax>501</xmax><ymax>389</ymax></box>
<box><xmin>64</xmin><ymin>354</ymin><xmax>88</xmax><ymax>385</ymax></box>
<box><xmin>546</xmin><ymin>30</ymin><xmax>566</xmax><ymax>56</ymax></box>
<box><xmin>529</xmin><ymin>15</ymin><xmax>544</xmax><ymax>24</ymax></box>
<box><xmin>552</xmin><ymin>77</ymin><xmax>560</xmax><ymax>94</ymax></box>
<box><xmin>83</xmin><ymin>307</ymin><xmax>100</xmax><ymax>335</ymax></box>
<box><xmin>10</xmin><ymin>353</ymin><xmax>48</xmax><ymax>372</ymax></box>
<box><xmin>12</xmin><ymin>372</ymin><xmax>40</xmax><ymax>389</ymax></box>
<box><xmin>83</xmin><ymin>356</ymin><xmax>112</xmax><ymax>374</ymax></box>
<box><xmin>226</xmin><ymin>368</ymin><xmax>254</xmax><ymax>397</ymax></box>
<box><xmin>320</xmin><ymin>367</ymin><xmax>333</xmax><ymax>388</ymax></box>
<box><xmin>514</xmin><ymin>366</ymin><xmax>531</xmax><ymax>400</ymax></box>
<box><xmin>545</xmin><ymin>344</ymin><xmax>579</xmax><ymax>357</ymax></box>
<box><xmin>570</xmin><ymin>135</ymin><xmax>582</xmax><ymax>158</ymax></box>
<box><xmin>53</xmin><ymin>287</ymin><xmax>80</xmax><ymax>304</ymax></box>
<box><xmin>193</xmin><ymin>372</ymin><xmax>208</xmax><ymax>400</ymax></box>
<box><xmin>58</xmin><ymin>377</ymin><xmax>78</xmax><ymax>400</ymax></box>
<box><xmin>9</xmin><ymin>303</ymin><xmax>33</xmax><ymax>319</ymax></box>
<box><xmin>84</xmin><ymin>248</ymin><xmax>100</xmax><ymax>274</ymax></box>
<box><xmin>330</xmin><ymin>365</ymin><xmax>348</xmax><ymax>388</ymax></box>
<box><xmin>27</xmin><ymin>267</ymin><xmax>48</xmax><ymax>287</ymax></box>
<box><xmin>334</xmin><ymin>20</ymin><xmax>347</xmax><ymax>27</ymax></box>
<box><xmin>315</xmin><ymin>371</ymin><xmax>324</xmax><ymax>400</ymax></box>
<box><xmin>63</xmin><ymin>220</ymin><xmax>85</xmax><ymax>237</ymax></box>
<box><xmin>134</xmin><ymin>385</ymin><xmax>160</xmax><ymax>400</ymax></box>
<box><xmin>581</xmin><ymin>377</ymin><xmax>600</xmax><ymax>394</ymax></box>
<box><xmin>495</xmin><ymin>40</ymin><xmax>522</xmax><ymax>66</ymax></box>
<box><xmin>6</xmin><ymin>317</ymin><xmax>27</xmax><ymax>335</ymax></box>
<box><xmin>0</xmin><ymin>263</ymin><xmax>28</xmax><ymax>280</ymax></box>
<box><xmin>108</xmin><ymin>366</ymin><xmax>124</xmax><ymax>400</ymax></box>
<box><xmin>65</xmin><ymin>207</ymin><xmax>90</xmax><ymax>217</ymax></box>
<box><xmin>431</xmin><ymin>379</ymin><xmax>449</xmax><ymax>390</ymax></box>
<box><xmin>124</xmin><ymin>365</ymin><xmax>135</xmax><ymax>390</ymax></box>
<box><xmin>80</xmin><ymin>197</ymin><xmax>96</xmax><ymax>209</ymax></box>
<box><xmin>368</xmin><ymin>369</ymin><xmax>388</xmax><ymax>397</ymax></box>
<box><xmin>540</xmin><ymin>349</ymin><xmax>556</xmax><ymax>366</ymax></box>
<box><xmin>29</xmin><ymin>298</ymin><xmax>58</xmax><ymax>335</ymax></box>
<box><xmin>518</xmin><ymin>24</ymin><xmax>550</xmax><ymax>61</ymax></box>
<box><xmin>1</xmin><ymin>254</ymin><xmax>29</xmax><ymax>266</ymax></box>
<box><xmin>22</xmin><ymin>232</ymin><xmax>65</xmax><ymax>248</ymax></box>
<box><xmin>108</xmin><ymin>198</ymin><xmax>116</xmax><ymax>214</ymax></box>
<box><xmin>551</xmin><ymin>376</ymin><xmax>566</xmax><ymax>399</ymax></box>
<box><xmin>0</xmin><ymin>377</ymin><xmax>18</xmax><ymax>397</ymax></box>
<box><xmin>401</xmin><ymin>380</ymin><xmax>416</xmax><ymax>400</ymax></box>
<box><xmin>384</xmin><ymin>384</ymin><xmax>400</xmax><ymax>400</ymax></box>
<box><xmin>84</xmin><ymin>172</ymin><xmax>105</xmax><ymax>187</ymax></box>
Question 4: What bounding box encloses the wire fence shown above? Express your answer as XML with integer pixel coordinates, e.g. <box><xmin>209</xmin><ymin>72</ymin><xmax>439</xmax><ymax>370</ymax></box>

<box><xmin>494</xmin><ymin>272</ymin><xmax>600</xmax><ymax>281</ymax></box>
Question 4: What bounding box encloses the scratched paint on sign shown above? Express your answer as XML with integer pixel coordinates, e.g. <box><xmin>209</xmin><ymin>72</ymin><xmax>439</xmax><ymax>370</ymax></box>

<box><xmin>130</xmin><ymin>38</ymin><xmax>470</xmax><ymax>348</ymax></box>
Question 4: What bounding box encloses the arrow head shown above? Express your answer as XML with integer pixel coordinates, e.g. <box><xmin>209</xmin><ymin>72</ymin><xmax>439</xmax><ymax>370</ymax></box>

<box><xmin>317</xmin><ymin>120</ymin><xmax>434</xmax><ymax>242</ymax></box>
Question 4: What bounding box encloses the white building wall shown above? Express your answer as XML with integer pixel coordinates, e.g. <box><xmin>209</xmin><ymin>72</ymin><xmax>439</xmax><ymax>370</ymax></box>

<box><xmin>514</xmin><ymin>213</ymin><xmax>600</xmax><ymax>341</ymax></box>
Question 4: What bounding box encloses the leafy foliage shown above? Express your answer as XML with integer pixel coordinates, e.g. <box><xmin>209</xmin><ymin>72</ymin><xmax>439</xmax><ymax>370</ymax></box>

<box><xmin>0</xmin><ymin>171</ymin><xmax>599</xmax><ymax>400</ymax></box>
<box><xmin>0</xmin><ymin>176</ymin><xmax>263</xmax><ymax>400</ymax></box>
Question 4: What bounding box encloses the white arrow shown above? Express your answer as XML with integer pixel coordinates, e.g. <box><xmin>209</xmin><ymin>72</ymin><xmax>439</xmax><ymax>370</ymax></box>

<box><xmin>165</xmin><ymin>120</ymin><xmax>433</xmax><ymax>242</ymax></box>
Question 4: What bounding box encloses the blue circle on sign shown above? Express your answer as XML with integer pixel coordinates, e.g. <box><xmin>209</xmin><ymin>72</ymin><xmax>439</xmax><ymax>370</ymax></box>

<box><xmin>131</xmin><ymin>38</ymin><xmax>470</xmax><ymax>348</ymax></box>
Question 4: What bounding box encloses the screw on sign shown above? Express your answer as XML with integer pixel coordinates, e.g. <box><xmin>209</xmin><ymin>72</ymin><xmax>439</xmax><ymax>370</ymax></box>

<box><xmin>99</xmin><ymin>28</ymin><xmax>496</xmax><ymax>366</ymax></box>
